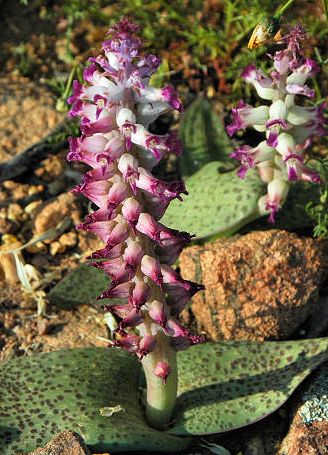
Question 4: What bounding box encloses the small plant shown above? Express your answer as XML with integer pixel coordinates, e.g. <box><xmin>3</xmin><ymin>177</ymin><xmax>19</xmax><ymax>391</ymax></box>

<box><xmin>67</xmin><ymin>18</ymin><xmax>204</xmax><ymax>428</ymax></box>
<box><xmin>227</xmin><ymin>25</ymin><xmax>327</xmax><ymax>222</ymax></box>
<box><xmin>306</xmin><ymin>157</ymin><xmax>328</xmax><ymax>237</ymax></box>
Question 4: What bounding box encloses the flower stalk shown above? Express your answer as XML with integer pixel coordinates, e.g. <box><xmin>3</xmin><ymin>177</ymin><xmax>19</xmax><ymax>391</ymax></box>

<box><xmin>67</xmin><ymin>18</ymin><xmax>204</xmax><ymax>428</ymax></box>
<box><xmin>274</xmin><ymin>0</ymin><xmax>296</xmax><ymax>20</ymax></box>
<box><xmin>141</xmin><ymin>332</ymin><xmax>178</xmax><ymax>429</ymax></box>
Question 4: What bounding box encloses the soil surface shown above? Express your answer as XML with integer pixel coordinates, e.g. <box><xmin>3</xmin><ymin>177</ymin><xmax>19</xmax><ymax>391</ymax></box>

<box><xmin>0</xmin><ymin>76</ymin><xmax>63</xmax><ymax>163</ymax></box>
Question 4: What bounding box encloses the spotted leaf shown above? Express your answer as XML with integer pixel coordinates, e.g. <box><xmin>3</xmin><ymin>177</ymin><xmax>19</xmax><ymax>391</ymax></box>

<box><xmin>162</xmin><ymin>162</ymin><xmax>265</xmax><ymax>239</ymax></box>
<box><xmin>179</xmin><ymin>97</ymin><xmax>233</xmax><ymax>176</ymax></box>
<box><xmin>0</xmin><ymin>348</ymin><xmax>189</xmax><ymax>454</ymax></box>
<box><xmin>48</xmin><ymin>265</ymin><xmax>109</xmax><ymax>308</ymax></box>
<box><xmin>170</xmin><ymin>338</ymin><xmax>328</xmax><ymax>435</ymax></box>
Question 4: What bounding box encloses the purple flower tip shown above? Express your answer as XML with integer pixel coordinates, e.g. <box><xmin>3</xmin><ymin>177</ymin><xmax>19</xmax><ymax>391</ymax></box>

<box><xmin>107</xmin><ymin>17</ymin><xmax>140</xmax><ymax>38</ymax></box>
<box><xmin>154</xmin><ymin>361</ymin><xmax>171</xmax><ymax>383</ymax></box>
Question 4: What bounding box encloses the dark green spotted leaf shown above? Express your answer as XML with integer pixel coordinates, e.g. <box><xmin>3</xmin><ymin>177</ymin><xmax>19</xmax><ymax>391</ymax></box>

<box><xmin>162</xmin><ymin>162</ymin><xmax>265</xmax><ymax>239</ymax></box>
<box><xmin>179</xmin><ymin>97</ymin><xmax>233</xmax><ymax>176</ymax></box>
<box><xmin>0</xmin><ymin>348</ymin><xmax>189</xmax><ymax>454</ymax></box>
<box><xmin>170</xmin><ymin>338</ymin><xmax>328</xmax><ymax>436</ymax></box>
<box><xmin>48</xmin><ymin>265</ymin><xmax>110</xmax><ymax>308</ymax></box>
<box><xmin>2</xmin><ymin>338</ymin><xmax>327</xmax><ymax>453</ymax></box>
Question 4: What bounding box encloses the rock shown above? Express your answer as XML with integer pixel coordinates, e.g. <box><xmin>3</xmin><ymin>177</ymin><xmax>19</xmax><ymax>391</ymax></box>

<box><xmin>179</xmin><ymin>230</ymin><xmax>328</xmax><ymax>341</ymax></box>
<box><xmin>33</xmin><ymin>192</ymin><xmax>81</xmax><ymax>236</ymax></box>
<box><xmin>0</xmin><ymin>237</ymin><xmax>24</xmax><ymax>285</ymax></box>
<box><xmin>2</xmin><ymin>180</ymin><xmax>44</xmax><ymax>200</ymax></box>
<box><xmin>278</xmin><ymin>365</ymin><xmax>328</xmax><ymax>455</ymax></box>
<box><xmin>58</xmin><ymin>231</ymin><xmax>77</xmax><ymax>248</ymax></box>
<box><xmin>37</xmin><ymin>318</ymin><xmax>52</xmax><ymax>336</ymax></box>
<box><xmin>77</xmin><ymin>231</ymin><xmax>104</xmax><ymax>257</ymax></box>
<box><xmin>26</xmin><ymin>430</ymin><xmax>91</xmax><ymax>455</ymax></box>
<box><xmin>48</xmin><ymin>230</ymin><xmax>79</xmax><ymax>255</ymax></box>
<box><xmin>35</xmin><ymin>155</ymin><xmax>65</xmax><ymax>182</ymax></box>
<box><xmin>7</xmin><ymin>203</ymin><xmax>26</xmax><ymax>223</ymax></box>
<box><xmin>50</xmin><ymin>241</ymin><xmax>66</xmax><ymax>256</ymax></box>
<box><xmin>26</xmin><ymin>241</ymin><xmax>48</xmax><ymax>254</ymax></box>
<box><xmin>25</xmin><ymin>200</ymin><xmax>43</xmax><ymax>216</ymax></box>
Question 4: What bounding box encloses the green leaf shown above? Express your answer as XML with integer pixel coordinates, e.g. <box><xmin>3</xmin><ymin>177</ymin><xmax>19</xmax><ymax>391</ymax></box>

<box><xmin>179</xmin><ymin>97</ymin><xmax>233</xmax><ymax>176</ymax></box>
<box><xmin>1</xmin><ymin>338</ymin><xmax>328</xmax><ymax>452</ymax></box>
<box><xmin>0</xmin><ymin>348</ymin><xmax>189</xmax><ymax>454</ymax></box>
<box><xmin>149</xmin><ymin>58</ymin><xmax>170</xmax><ymax>87</ymax></box>
<box><xmin>170</xmin><ymin>338</ymin><xmax>328</xmax><ymax>436</ymax></box>
<box><xmin>162</xmin><ymin>162</ymin><xmax>265</xmax><ymax>239</ymax></box>
<box><xmin>48</xmin><ymin>265</ymin><xmax>110</xmax><ymax>308</ymax></box>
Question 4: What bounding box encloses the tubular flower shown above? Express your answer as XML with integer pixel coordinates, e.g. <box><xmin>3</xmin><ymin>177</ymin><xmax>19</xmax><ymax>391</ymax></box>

<box><xmin>67</xmin><ymin>19</ymin><xmax>204</xmax><ymax>377</ymax></box>
<box><xmin>228</xmin><ymin>25</ymin><xmax>327</xmax><ymax>222</ymax></box>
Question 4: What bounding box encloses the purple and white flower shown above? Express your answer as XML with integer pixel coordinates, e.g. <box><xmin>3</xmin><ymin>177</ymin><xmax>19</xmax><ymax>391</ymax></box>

<box><xmin>67</xmin><ymin>18</ymin><xmax>204</xmax><ymax>381</ymax></box>
<box><xmin>228</xmin><ymin>25</ymin><xmax>327</xmax><ymax>222</ymax></box>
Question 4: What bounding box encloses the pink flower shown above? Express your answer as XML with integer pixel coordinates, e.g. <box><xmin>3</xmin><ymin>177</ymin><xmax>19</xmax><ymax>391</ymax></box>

<box><xmin>68</xmin><ymin>19</ymin><xmax>204</xmax><ymax>382</ymax></box>
<box><xmin>229</xmin><ymin>26</ymin><xmax>326</xmax><ymax>221</ymax></box>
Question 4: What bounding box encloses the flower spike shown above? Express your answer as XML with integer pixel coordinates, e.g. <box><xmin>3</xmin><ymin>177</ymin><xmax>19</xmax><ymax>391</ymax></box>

<box><xmin>228</xmin><ymin>26</ymin><xmax>326</xmax><ymax>221</ymax></box>
<box><xmin>67</xmin><ymin>18</ymin><xmax>204</xmax><ymax>429</ymax></box>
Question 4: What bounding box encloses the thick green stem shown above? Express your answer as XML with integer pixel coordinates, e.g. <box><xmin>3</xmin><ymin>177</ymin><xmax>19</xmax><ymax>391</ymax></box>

<box><xmin>141</xmin><ymin>335</ymin><xmax>178</xmax><ymax>429</ymax></box>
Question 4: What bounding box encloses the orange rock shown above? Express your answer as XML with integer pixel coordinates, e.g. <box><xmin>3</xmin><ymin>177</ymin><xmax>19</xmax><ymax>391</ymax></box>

<box><xmin>279</xmin><ymin>420</ymin><xmax>328</xmax><ymax>455</ymax></box>
<box><xmin>179</xmin><ymin>230</ymin><xmax>328</xmax><ymax>341</ymax></box>
<box><xmin>27</xmin><ymin>431</ymin><xmax>91</xmax><ymax>454</ymax></box>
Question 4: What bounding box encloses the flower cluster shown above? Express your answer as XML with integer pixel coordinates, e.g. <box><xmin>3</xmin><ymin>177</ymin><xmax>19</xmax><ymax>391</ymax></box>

<box><xmin>227</xmin><ymin>25</ymin><xmax>327</xmax><ymax>222</ymax></box>
<box><xmin>67</xmin><ymin>19</ymin><xmax>204</xmax><ymax>381</ymax></box>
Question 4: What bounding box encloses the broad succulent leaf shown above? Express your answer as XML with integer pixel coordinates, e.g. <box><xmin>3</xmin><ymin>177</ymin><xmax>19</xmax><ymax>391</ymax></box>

<box><xmin>48</xmin><ymin>265</ymin><xmax>111</xmax><ymax>308</ymax></box>
<box><xmin>0</xmin><ymin>348</ymin><xmax>189</xmax><ymax>454</ymax></box>
<box><xmin>162</xmin><ymin>162</ymin><xmax>265</xmax><ymax>239</ymax></box>
<box><xmin>2</xmin><ymin>339</ymin><xmax>328</xmax><ymax>452</ymax></box>
<box><xmin>169</xmin><ymin>338</ymin><xmax>328</xmax><ymax>435</ymax></box>
<box><xmin>179</xmin><ymin>97</ymin><xmax>233</xmax><ymax>176</ymax></box>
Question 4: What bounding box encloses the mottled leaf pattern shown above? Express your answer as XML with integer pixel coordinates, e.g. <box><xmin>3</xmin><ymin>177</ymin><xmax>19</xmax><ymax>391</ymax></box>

<box><xmin>170</xmin><ymin>339</ymin><xmax>328</xmax><ymax>435</ymax></box>
<box><xmin>0</xmin><ymin>348</ymin><xmax>189</xmax><ymax>454</ymax></box>
<box><xmin>179</xmin><ymin>97</ymin><xmax>233</xmax><ymax>176</ymax></box>
<box><xmin>48</xmin><ymin>265</ymin><xmax>110</xmax><ymax>308</ymax></box>
<box><xmin>1</xmin><ymin>338</ymin><xmax>328</xmax><ymax>452</ymax></box>
<box><xmin>162</xmin><ymin>162</ymin><xmax>265</xmax><ymax>239</ymax></box>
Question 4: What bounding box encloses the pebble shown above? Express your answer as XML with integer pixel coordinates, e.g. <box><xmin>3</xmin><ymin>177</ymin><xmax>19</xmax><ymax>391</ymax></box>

<box><xmin>33</xmin><ymin>192</ymin><xmax>81</xmax><ymax>235</ymax></box>
<box><xmin>25</xmin><ymin>200</ymin><xmax>43</xmax><ymax>216</ymax></box>
<box><xmin>7</xmin><ymin>203</ymin><xmax>26</xmax><ymax>222</ymax></box>
<box><xmin>50</xmin><ymin>241</ymin><xmax>65</xmax><ymax>256</ymax></box>
<box><xmin>26</xmin><ymin>429</ymin><xmax>91</xmax><ymax>454</ymax></box>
